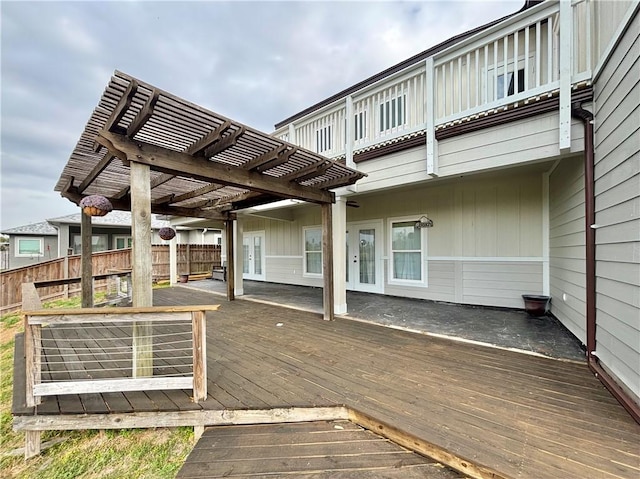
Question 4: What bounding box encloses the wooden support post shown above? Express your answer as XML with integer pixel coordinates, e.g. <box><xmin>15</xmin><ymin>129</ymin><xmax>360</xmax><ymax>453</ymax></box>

<box><xmin>63</xmin><ymin>255</ymin><xmax>70</xmax><ymax>299</ymax></box>
<box><xmin>25</xmin><ymin>430</ymin><xmax>41</xmax><ymax>459</ymax></box>
<box><xmin>130</xmin><ymin>161</ymin><xmax>153</xmax><ymax>377</ymax></box>
<box><xmin>322</xmin><ymin>203</ymin><xmax>334</xmax><ymax>321</ymax></box>
<box><xmin>194</xmin><ymin>426</ymin><xmax>205</xmax><ymax>441</ymax></box>
<box><xmin>225</xmin><ymin>220</ymin><xmax>235</xmax><ymax>301</ymax></box>
<box><xmin>24</xmin><ymin>319</ymin><xmax>41</xmax><ymax>408</ymax></box>
<box><xmin>169</xmin><ymin>236</ymin><xmax>177</xmax><ymax>285</ymax></box>
<box><xmin>81</xmin><ymin>211</ymin><xmax>93</xmax><ymax>308</ymax></box>
<box><xmin>332</xmin><ymin>198</ymin><xmax>347</xmax><ymax>315</ymax></box>
<box><xmin>191</xmin><ymin>310</ymin><xmax>207</xmax><ymax>402</ymax></box>
<box><xmin>22</xmin><ymin>283</ymin><xmax>42</xmax><ymax>408</ymax></box>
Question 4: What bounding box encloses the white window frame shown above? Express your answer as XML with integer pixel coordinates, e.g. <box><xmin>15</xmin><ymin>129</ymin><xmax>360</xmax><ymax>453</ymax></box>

<box><xmin>72</xmin><ymin>234</ymin><xmax>109</xmax><ymax>254</ymax></box>
<box><xmin>354</xmin><ymin>108</ymin><xmax>368</xmax><ymax>141</ymax></box>
<box><xmin>114</xmin><ymin>235</ymin><xmax>132</xmax><ymax>249</ymax></box>
<box><xmin>379</xmin><ymin>94</ymin><xmax>406</xmax><ymax>132</ymax></box>
<box><xmin>303</xmin><ymin>226</ymin><xmax>323</xmax><ymax>277</ymax></box>
<box><xmin>388</xmin><ymin>216</ymin><xmax>427</xmax><ymax>287</ymax></box>
<box><xmin>483</xmin><ymin>52</ymin><xmax>534</xmax><ymax>103</ymax></box>
<box><xmin>315</xmin><ymin>123</ymin><xmax>333</xmax><ymax>153</ymax></box>
<box><xmin>16</xmin><ymin>237</ymin><xmax>44</xmax><ymax>257</ymax></box>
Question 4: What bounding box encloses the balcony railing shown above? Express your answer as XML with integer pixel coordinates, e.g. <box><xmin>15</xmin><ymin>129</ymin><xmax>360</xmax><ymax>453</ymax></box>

<box><xmin>274</xmin><ymin>0</ymin><xmax>594</xmax><ymax>164</ymax></box>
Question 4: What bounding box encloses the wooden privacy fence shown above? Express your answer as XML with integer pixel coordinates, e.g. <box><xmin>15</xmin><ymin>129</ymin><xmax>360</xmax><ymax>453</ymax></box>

<box><xmin>1</xmin><ymin>245</ymin><xmax>221</xmax><ymax>313</ymax></box>
<box><xmin>23</xmin><ymin>305</ymin><xmax>218</xmax><ymax>408</ymax></box>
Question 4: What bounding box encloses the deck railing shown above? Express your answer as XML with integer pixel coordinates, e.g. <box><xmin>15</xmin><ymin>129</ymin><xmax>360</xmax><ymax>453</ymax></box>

<box><xmin>23</xmin><ymin>305</ymin><xmax>217</xmax><ymax>407</ymax></box>
<box><xmin>273</xmin><ymin>0</ymin><xmax>593</xmax><ymax>162</ymax></box>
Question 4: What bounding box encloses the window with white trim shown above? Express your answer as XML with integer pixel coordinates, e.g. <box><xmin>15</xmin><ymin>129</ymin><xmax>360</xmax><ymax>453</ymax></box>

<box><xmin>303</xmin><ymin>227</ymin><xmax>322</xmax><ymax>276</ymax></box>
<box><xmin>114</xmin><ymin>236</ymin><xmax>132</xmax><ymax>249</ymax></box>
<box><xmin>16</xmin><ymin>237</ymin><xmax>44</xmax><ymax>257</ymax></box>
<box><xmin>389</xmin><ymin>218</ymin><xmax>425</xmax><ymax>283</ymax></box>
<box><xmin>315</xmin><ymin>124</ymin><xmax>332</xmax><ymax>153</ymax></box>
<box><xmin>72</xmin><ymin>234</ymin><xmax>109</xmax><ymax>254</ymax></box>
<box><xmin>497</xmin><ymin>68</ymin><xmax>525</xmax><ymax>99</ymax></box>
<box><xmin>379</xmin><ymin>95</ymin><xmax>406</xmax><ymax>132</ymax></box>
<box><xmin>354</xmin><ymin>110</ymin><xmax>367</xmax><ymax>141</ymax></box>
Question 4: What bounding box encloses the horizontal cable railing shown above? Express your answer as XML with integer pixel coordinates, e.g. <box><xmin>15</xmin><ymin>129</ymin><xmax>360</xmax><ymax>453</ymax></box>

<box><xmin>23</xmin><ymin>306</ymin><xmax>217</xmax><ymax>406</ymax></box>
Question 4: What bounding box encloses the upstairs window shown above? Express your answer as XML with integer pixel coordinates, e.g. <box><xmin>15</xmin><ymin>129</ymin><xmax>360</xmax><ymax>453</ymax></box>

<box><xmin>379</xmin><ymin>95</ymin><xmax>406</xmax><ymax>132</ymax></box>
<box><xmin>315</xmin><ymin>124</ymin><xmax>332</xmax><ymax>153</ymax></box>
<box><xmin>354</xmin><ymin>110</ymin><xmax>367</xmax><ymax>141</ymax></box>
<box><xmin>497</xmin><ymin>68</ymin><xmax>525</xmax><ymax>99</ymax></box>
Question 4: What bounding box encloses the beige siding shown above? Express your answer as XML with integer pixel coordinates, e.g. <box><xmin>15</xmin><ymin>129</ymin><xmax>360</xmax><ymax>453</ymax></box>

<box><xmin>549</xmin><ymin>155</ymin><xmax>586</xmax><ymax>343</ymax></box>
<box><xmin>593</xmin><ymin>10</ymin><xmax>640</xmax><ymax>403</ymax></box>
<box><xmin>247</xmin><ymin>171</ymin><xmax>544</xmax><ymax>309</ymax></box>
<box><xmin>438</xmin><ymin>113</ymin><xmax>585</xmax><ymax>177</ymax></box>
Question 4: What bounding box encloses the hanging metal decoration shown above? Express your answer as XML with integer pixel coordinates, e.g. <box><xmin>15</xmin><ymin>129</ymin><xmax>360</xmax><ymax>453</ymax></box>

<box><xmin>415</xmin><ymin>215</ymin><xmax>434</xmax><ymax>229</ymax></box>
<box><xmin>80</xmin><ymin>195</ymin><xmax>113</xmax><ymax>217</ymax></box>
<box><xmin>158</xmin><ymin>227</ymin><xmax>176</xmax><ymax>240</ymax></box>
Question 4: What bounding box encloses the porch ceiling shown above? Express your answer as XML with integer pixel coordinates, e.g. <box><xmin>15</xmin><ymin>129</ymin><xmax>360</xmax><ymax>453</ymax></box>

<box><xmin>54</xmin><ymin>71</ymin><xmax>366</xmax><ymax>220</ymax></box>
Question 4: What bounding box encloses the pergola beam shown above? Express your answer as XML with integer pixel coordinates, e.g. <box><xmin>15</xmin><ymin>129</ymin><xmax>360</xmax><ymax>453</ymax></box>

<box><xmin>202</xmin><ymin>127</ymin><xmax>246</xmax><ymax>158</ymax></box>
<box><xmin>187</xmin><ymin>120</ymin><xmax>232</xmax><ymax>156</ymax></box>
<box><xmin>105</xmin><ymin>80</ymin><xmax>138</xmax><ymax>133</ymax></box>
<box><xmin>98</xmin><ymin>131</ymin><xmax>334</xmax><ymax>205</ymax></box>
<box><xmin>126</xmin><ymin>90</ymin><xmax>159</xmax><ymax>137</ymax></box>
<box><xmin>78</xmin><ymin>155</ymin><xmax>115</xmax><ymax>193</ymax></box>
<box><xmin>153</xmin><ymin>182</ymin><xmax>225</xmax><ymax>206</ymax></box>
<box><xmin>243</xmin><ymin>144</ymin><xmax>287</xmax><ymax>171</ymax></box>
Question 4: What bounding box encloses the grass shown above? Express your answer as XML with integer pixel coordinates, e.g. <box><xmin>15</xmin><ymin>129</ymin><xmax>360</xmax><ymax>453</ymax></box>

<box><xmin>0</xmin><ymin>294</ymin><xmax>195</xmax><ymax>479</ymax></box>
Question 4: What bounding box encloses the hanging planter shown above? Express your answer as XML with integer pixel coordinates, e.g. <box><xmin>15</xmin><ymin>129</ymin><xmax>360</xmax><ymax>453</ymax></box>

<box><xmin>80</xmin><ymin>195</ymin><xmax>113</xmax><ymax>217</ymax></box>
<box><xmin>159</xmin><ymin>227</ymin><xmax>176</xmax><ymax>241</ymax></box>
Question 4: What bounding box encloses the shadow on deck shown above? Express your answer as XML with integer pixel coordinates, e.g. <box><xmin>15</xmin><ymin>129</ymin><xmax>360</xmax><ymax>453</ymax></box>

<box><xmin>12</xmin><ymin>287</ymin><xmax>639</xmax><ymax>479</ymax></box>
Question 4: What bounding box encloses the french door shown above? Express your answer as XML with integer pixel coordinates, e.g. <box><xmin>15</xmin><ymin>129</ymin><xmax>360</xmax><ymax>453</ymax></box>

<box><xmin>346</xmin><ymin>221</ymin><xmax>383</xmax><ymax>293</ymax></box>
<box><xmin>243</xmin><ymin>232</ymin><xmax>265</xmax><ymax>281</ymax></box>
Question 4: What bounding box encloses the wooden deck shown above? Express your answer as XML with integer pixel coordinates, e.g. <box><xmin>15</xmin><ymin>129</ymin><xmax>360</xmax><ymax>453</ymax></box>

<box><xmin>13</xmin><ymin>287</ymin><xmax>640</xmax><ymax>479</ymax></box>
<box><xmin>177</xmin><ymin>420</ymin><xmax>465</xmax><ymax>478</ymax></box>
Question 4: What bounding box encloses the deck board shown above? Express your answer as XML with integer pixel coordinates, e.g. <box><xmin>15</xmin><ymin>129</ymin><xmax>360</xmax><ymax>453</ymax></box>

<box><xmin>176</xmin><ymin>421</ymin><xmax>465</xmax><ymax>479</ymax></box>
<box><xmin>13</xmin><ymin>287</ymin><xmax>640</xmax><ymax>479</ymax></box>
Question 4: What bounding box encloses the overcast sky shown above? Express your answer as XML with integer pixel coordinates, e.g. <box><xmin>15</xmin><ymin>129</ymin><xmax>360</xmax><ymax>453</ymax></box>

<box><xmin>1</xmin><ymin>0</ymin><xmax>524</xmax><ymax>231</ymax></box>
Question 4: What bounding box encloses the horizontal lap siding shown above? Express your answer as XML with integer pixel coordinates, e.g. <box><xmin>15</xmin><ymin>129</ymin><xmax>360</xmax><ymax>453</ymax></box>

<box><xmin>549</xmin><ymin>155</ymin><xmax>586</xmax><ymax>344</ymax></box>
<box><xmin>438</xmin><ymin>113</ymin><xmax>585</xmax><ymax>177</ymax></box>
<box><xmin>462</xmin><ymin>261</ymin><xmax>542</xmax><ymax>308</ymax></box>
<box><xmin>384</xmin><ymin>261</ymin><xmax>456</xmax><ymax>303</ymax></box>
<box><xmin>593</xmin><ymin>10</ymin><xmax>640</xmax><ymax>404</ymax></box>
<box><xmin>356</xmin><ymin>145</ymin><xmax>430</xmax><ymax>192</ymax></box>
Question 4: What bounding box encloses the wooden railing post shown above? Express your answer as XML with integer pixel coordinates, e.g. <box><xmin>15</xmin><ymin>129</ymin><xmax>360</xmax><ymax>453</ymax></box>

<box><xmin>24</xmin><ymin>317</ymin><xmax>41</xmax><ymax>408</ymax></box>
<box><xmin>191</xmin><ymin>310</ymin><xmax>207</xmax><ymax>402</ymax></box>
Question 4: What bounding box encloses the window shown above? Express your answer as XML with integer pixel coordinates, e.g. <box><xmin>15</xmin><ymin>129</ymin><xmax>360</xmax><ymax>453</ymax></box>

<box><xmin>16</xmin><ymin>237</ymin><xmax>43</xmax><ymax>257</ymax></box>
<box><xmin>73</xmin><ymin>234</ymin><xmax>108</xmax><ymax>254</ymax></box>
<box><xmin>315</xmin><ymin>124</ymin><xmax>332</xmax><ymax>153</ymax></box>
<box><xmin>379</xmin><ymin>95</ymin><xmax>406</xmax><ymax>132</ymax></box>
<box><xmin>389</xmin><ymin>219</ymin><xmax>424</xmax><ymax>283</ymax></box>
<box><xmin>304</xmin><ymin>227</ymin><xmax>322</xmax><ymax>276</ymax></box>
<box><xmin>354</xmin><ymin>110</ymin><xmax>367</xmax><ymax>141</ymax></box>
<box><xmin>497</xmin><ymin>68</ymin><xmax>525</xmax><ymax>99</ymax></box>
<box><xmin>115</xmin><ymin>236</ymin><xmax>132</xmax><ymax>249</ymax></box>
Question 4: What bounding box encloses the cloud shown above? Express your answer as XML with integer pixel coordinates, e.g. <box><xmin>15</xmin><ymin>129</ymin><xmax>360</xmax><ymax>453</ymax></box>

<box><xmin>0</xmin><ymin>0</ymin><xmax>523</xmax><ymax>230</ymax></box>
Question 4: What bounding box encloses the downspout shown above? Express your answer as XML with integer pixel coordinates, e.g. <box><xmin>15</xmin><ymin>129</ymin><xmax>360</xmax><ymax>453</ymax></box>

<box><xmin>572</xmin><ymin>102</ymin><xmax>640</xmax><ymax>424</ymax></box>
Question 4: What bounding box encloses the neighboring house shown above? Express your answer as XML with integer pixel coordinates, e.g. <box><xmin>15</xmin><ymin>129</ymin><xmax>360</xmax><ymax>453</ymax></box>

<box><xmin>1</xmin><ymin>211</ymin><xmax>221</xmax><ymax>269</ymax></box>
<box><xmin>189</xmin><ymin>1</ymin><xmax>638</xmax><ymax>406</ymax></box>
<box><xmin>0</xmin><ymin>221</ymin><xmax>59</xmax><ymax>269</ymax></box>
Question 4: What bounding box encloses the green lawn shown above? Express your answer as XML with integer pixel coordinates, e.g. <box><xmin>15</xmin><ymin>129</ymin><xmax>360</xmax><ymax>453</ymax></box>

<box><xmin>0</xmin><ymin>296</ymin><xmax>194</xmax><ymax>479</ymax></box>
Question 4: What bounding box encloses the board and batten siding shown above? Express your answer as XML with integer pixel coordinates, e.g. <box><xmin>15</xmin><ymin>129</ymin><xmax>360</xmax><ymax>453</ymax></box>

<box><xmin>593</xmin><ymin>9</ymin><xmax>640</xmax><ymax>404</ymax></box>
<box><xmin>437</xmin><ymin>113</ymin><xmax>585</xmax><ymax>177</ymax></box>
<box><xmin>244</xmin><ymin>171</ymin><xmax>545</xmax><ymax>308</ymax></box>
<box><xmin>549</xmin><ymin>155</ymin><xmax>587</xmax><ymax>343</ymax></box>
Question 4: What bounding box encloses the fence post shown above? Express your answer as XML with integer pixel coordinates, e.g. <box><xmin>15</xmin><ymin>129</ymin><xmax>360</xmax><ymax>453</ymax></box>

<box><xmin>24</xmin><ymin>318</ymin><xmax>42</xmax><ymax>408</ymax></box>
<box><xmin>191</xmin><ymin>310</ymin><xmax>207</xmax><ymax>402</ymax></box>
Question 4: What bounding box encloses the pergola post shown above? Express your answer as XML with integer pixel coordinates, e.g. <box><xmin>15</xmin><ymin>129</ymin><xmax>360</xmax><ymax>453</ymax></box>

<box><xmin>130</xmin><ymin>161</ymin><xmax>153</xmax><ymax>377</ymax></box>
<box><xmin>332</xmin><ymin>197</ymin><xmax>347</xmax><ymax>315</ymax></box>
<box><xmin>224</xmin><ymin>219</ymin><xmax>235</xmax><ymax>301</ymax></box>
<box><xmin>322</xmin><ymin>203</ymin><xmax>334</xmax><ymax>321</ymax></box>
<box><xmin>233</xmin><ymin>219</ymin><xmax>244</xmax><ymax>296</ymax></box>
<box><xmin>169</xmin><ymin>235</ymin><xmax>177</xmax><ymax>285</ymax></box>
<box><xmin>80</xmin><ymin>211</ymin><xmax>93</xmax><ymax>308</ymax></box>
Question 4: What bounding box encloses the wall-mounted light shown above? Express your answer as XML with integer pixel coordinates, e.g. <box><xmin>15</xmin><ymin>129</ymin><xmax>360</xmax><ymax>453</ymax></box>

<box><xmin>415</xmin><ymin>215</ymin><xmax>434</xmax><ymax>229</ymax></box>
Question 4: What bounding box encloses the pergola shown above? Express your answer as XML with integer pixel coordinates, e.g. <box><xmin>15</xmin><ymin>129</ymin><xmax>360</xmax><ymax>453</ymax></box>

<box><xmin>54</xmin><ymin>71</ymin><xmax>365</xmax><ymax>320</ymax></box>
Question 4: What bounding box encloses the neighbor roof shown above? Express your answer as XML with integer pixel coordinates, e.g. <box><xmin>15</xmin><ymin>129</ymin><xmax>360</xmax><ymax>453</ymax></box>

<box><xmin>54</xmin><ymin>71</ymin><xmax>365</xmax><ymax>221</ymax></box>
<box><xmin>1</xmin><ymin>221</ymin><xmax>58</xmax><ymax>236</ymax></box>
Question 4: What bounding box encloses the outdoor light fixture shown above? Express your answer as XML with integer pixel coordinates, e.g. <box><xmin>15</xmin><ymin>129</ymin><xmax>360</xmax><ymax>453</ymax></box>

<box><xmin>415</xmin><ymin>215</ymin><xmax>434</xmax><ymax>229</ymax></box>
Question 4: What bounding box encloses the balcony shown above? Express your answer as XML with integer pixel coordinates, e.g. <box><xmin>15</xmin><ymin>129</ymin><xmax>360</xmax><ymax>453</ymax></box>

<box><xmin>273</xmin><ymin>0</ymin><xmax>597</xmax><ymax>175</ymax></box>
